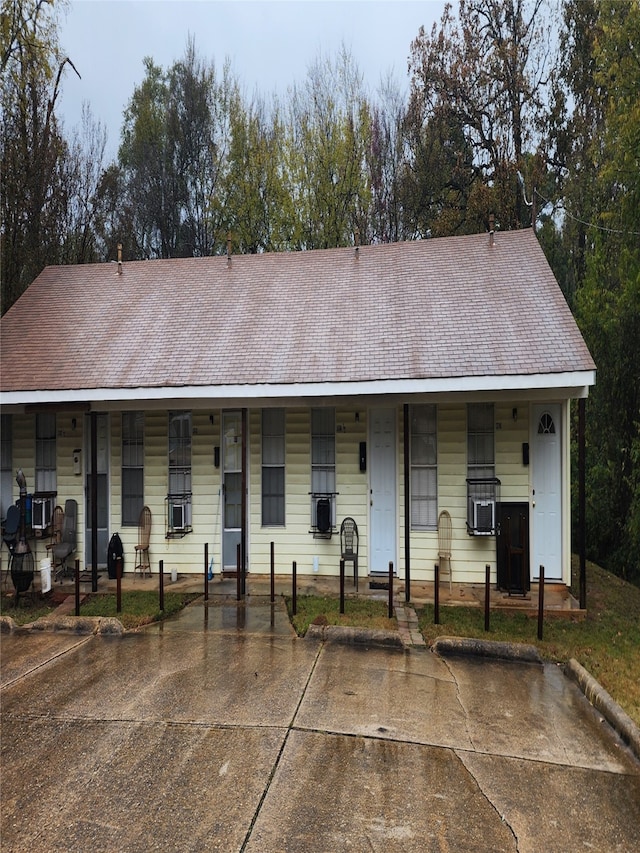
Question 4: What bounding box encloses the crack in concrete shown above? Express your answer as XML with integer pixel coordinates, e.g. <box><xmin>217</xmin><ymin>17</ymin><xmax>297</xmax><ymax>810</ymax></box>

<box><xmin>440</xmin><ymin>655</ymin><xmax>476</xmax><ymax>751</ymax></box>
<box><xmin>455</xmin><ymin>750</ymin><xmax>520</xmax><ymax>852</ymax></box>
<box><xmin>239</xmin><ymin>637</ymin><xmax>324</xmax><ymax>852</ymax></box>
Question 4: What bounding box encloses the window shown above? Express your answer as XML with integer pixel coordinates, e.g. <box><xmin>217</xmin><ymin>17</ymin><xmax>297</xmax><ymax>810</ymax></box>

<box><xmin>467</xmin><ymin>403</ymin><xmax>499</xmax><ymax>534</ymax></box>
<box><xmin>262</xmin><ymin>408</ymin><xmax>285</xmax><ymax>526</ymax></box>
<box><xmin>1</xmin><ymin>414</ymin><xmax>12</xmax><ymax>517</ymax></box>
<box><xmin>311</xmin><ymin>407</ymin><xmax>336</xmax><ymax>529</ymax></box>
<box><xmin>122</xmin><ymin>411</ymin><xmax>144</xmax><ymax>525</ymax></box>
<box><xmin>411</xmin><ymin>404</ymin><xmax>437</xmax><ymax>529</ymax></box>
<box><xmin>467</xmin><ymin>403</ymin><xmax>495</xmax><ymax>479</ymax></box>
<box><xmin>35</xmin><ymin>413</ymin><xmax>56</xmax><ymax>492</ymax></box>
<box><xmin>168</xmin><ymin>411</ymin><xmax>192</xmax><ymax>531</ymax></box>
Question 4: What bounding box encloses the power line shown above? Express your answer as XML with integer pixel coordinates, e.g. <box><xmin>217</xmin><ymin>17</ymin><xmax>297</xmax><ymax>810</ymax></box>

<box><xmin>534</xmin><ymin>189</ymin><xmax>640</xmax><ymax>237</ymax></box>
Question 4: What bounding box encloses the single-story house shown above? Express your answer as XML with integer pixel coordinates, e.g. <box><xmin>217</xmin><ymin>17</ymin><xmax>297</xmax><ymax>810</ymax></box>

<box><xmin>0</xmin><ymin>229</ymin><xmax>595</xmax><ymax>593</ymax></box>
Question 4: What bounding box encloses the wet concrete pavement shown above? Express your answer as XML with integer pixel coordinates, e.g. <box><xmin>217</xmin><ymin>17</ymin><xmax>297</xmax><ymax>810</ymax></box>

<box><xmin>2</xmin><ymin>597</ymin><xmax>639</xmax><ymax>852</ymax></box>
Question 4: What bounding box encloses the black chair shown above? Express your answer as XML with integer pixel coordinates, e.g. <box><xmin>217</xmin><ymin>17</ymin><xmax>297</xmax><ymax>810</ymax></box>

<box><xmin>2</xmin><ymin>504</ymin><xmax>20</xmax><ymax>588</ymax></box>
<box><xmin>340</xmin><ymin>517</ymin><xmax>359</xmax><ymax>590</ymax></box>
<box><xmin>53</xmin><ymin>499</ymin><xmax>77</xmax><ymax>581</ymax></box>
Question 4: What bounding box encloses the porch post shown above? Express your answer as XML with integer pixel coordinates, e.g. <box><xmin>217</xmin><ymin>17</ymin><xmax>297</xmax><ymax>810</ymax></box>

<box><xmin>90</xmin><ymin>410</ymin><xmax>98</xmax><ymax>592</ymax></box>
<box><xmin>241</xmin><ymin>407</ymin><xmax>248</xmax><ymax>594</ymax></box>
<box><xmin>403</xmin><ymin>404</ymin><xmax>411</xmax><ymax>602</ymax></box>
<box><xmin>578</xmin><ymin>398</ymin><xmax>586</xmax><ymax>609</ymax></box>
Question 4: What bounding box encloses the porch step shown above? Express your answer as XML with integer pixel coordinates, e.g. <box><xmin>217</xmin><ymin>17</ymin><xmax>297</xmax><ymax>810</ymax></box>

<box><xmin>394</xmin><ymin>605</ymin><xmax>426</xmax><ymax>648</ymax></box>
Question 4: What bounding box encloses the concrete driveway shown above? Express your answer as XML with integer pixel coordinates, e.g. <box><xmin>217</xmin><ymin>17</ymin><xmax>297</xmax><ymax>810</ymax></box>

<box><xmin>2</xmin><ymin>598</ymin><xmax>639</xmax><ymax>852</ymax></box>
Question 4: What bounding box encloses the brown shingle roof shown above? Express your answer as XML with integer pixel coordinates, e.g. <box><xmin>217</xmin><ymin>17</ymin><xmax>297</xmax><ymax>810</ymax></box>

<box><xmin>0</xmin><ymin>230</ymin><xmax>595</xmax><ymax>396</ymax></box>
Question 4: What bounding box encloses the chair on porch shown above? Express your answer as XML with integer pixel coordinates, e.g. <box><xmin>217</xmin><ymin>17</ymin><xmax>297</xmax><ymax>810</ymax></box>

<box><xmin>46</xmin><ymin>505</ymin><xmax>64</xmax><ymax>567</ymax></box>
<box><xmin>437</xmin><ymin>510</ymin><xmax>453</xmax><ymax>592</ymax></box>
<box><xmin>134</xmin><ymin>506</ymin><xmax>152</xmax><ymax>578</ymax></box>
<box><xmin>53</xmin><ymin>499</ymin><xmax>77</xmax><ymax>581</ymax></box>
<box><xmin>340</xmin><ymin>517</ymin><xmax>359</xmax><ymax>590</ymax></box>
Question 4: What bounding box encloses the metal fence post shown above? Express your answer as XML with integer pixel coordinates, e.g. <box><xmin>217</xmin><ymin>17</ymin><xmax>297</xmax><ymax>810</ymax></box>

<box><xmin>537</xmin><ymin>565</ymin><xmax>545</xmax><ymax>640</ymax></box>
<box><xmin>434</xmin><ymin>563</ymin><xmax>440</xmax><ymax>625</ymax></box>
<box><xmin>388</xmin><ymin>561</ymin><xmax>394</xmax><ymax>619</ymax></box>
<box><xmin>292</xmin><ymin>560</ymin><xmax>297</xmax><ymax>616</ymax></box>
<box><xmin>159</xmin><ymin>559</ymin><xmax>164</xmax><ymax>612</ymax></box>
<box><xmin>484</xmin><ymin>564</ymin><xmax>490</xmax><ymax>632</ymax></box>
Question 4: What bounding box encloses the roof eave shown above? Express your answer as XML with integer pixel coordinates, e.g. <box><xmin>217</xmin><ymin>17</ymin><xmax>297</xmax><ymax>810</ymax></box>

<box><xmin>1</xmin><ymin>370</ymin><xmax>596</xmax><ymax>409</ymax></box>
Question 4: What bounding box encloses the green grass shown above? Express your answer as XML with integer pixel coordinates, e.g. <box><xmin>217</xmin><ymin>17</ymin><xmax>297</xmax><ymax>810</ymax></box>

<box><xmin>1</xmin><ymin>594</ymin><xmax>57</xmax><ymax>625</ymax></box>
<box><xmin>79</xmin><ymin>591</ymin><xmax>200</xmax><ymax>629</ymax></box>
<box><xmin>285</xmin><ymin>594</ymin><xmax>396</xmax><ymax>637</ymax></box>
<box><xmin>417</xmin><ymin>558</ymin><xmax>640</xmax><ymax>727</ymax></box>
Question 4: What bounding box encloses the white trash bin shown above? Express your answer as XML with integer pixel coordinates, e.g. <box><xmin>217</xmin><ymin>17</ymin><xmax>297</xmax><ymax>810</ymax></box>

<box><xmin>40</xmin><ymin>558</ymin><xmax>52</xmax><ymax>594</ymax></box>
<box><xmin>171</xmin><ymin>568</ymin><xmax>177</xmax><ymax>583</ymax></box>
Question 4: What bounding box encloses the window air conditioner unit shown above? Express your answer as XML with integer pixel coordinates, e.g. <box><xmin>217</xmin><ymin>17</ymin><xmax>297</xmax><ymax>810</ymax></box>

<box><xmin>171</xmin><ymin>502</ymin><xmax>185</xmax><ymax>531</ymax></box>
<box><xmin>32</xmin><ymin>497</ymin><xmax>53</xmax><ymax>530</ymax></box>
<box><xmin>473</xmin><ymin>499</ymin><xmax>495</xmax><ymax>535</ymax></box>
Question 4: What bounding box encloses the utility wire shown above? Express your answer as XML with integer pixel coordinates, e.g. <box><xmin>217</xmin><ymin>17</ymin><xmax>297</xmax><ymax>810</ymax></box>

<box><xmin>533</xmin><ymin>188</ymin><xmax>640</xmax><ymax>237</ymax></box>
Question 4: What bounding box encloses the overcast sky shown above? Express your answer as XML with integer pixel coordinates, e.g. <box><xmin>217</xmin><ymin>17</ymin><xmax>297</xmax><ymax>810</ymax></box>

<box><xmin>58</xmin><ymin>0</ymin><xmax>448</xmax><ymax>159</ymax></box>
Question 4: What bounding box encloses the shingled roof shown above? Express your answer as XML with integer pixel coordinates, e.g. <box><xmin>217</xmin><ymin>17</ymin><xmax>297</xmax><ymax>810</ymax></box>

<box><xmin>1</xmin><ymin>230</ymin><xmax>595</xmax><ymax>404</ymax></box>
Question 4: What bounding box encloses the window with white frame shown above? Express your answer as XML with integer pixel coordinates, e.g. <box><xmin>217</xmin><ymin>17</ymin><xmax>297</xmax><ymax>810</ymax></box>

<box><xmin>411</xmin><ymin>404</ymin><xmax>437</xmax><ymax>529</ymax></box>
<box><xmin>168</xmin><ymin>411</ymin><xmax>192</xmax><ymax>529</ymax></box>
<box><xmin>122</xmin><ymin>411</ymin><xmax>144</xmax><ymax>525</ymax></box>
<box><xmin>35</xmin><ymin>413</ymin><xmax>56</xmax><ymax>493</ymax></box>
<box><xmin>311</xmin><ymin>407</ymin><xmax>335</xmax><ymax>528</ymax></box>
<box><xmin>262</xmin><ymin>408</ymin><xmax>285</xmax><ymax>526</ymax></box>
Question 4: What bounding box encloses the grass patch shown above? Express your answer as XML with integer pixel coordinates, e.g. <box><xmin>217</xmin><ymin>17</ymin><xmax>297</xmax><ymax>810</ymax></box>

<box><xmin>285</xmin><ymin>595</ymin><xmax>396</xmax><ymax>637</ymax></box>
<box><xmin>79</xmin><ymin>591</ymin><xmax>200</xmax><ymax>629</ymax></box>
<box><xmin>417</xmin><ymin>558</ymin><xmax>640</xmax><ymax>727</ymax></box>
<box><xmin>1</xmin><ymin>592</ymin><xmax>57</xmax><ymax>625</ymax></box>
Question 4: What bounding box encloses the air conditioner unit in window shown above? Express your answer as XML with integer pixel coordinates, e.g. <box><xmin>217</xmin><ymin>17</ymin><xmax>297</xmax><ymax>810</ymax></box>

<box><xmin>473</xmin><ymin>499</ymin><xmax>495</xmax><ymax>535</ymax></box>
<box><xmin>32</xmin><ymin>497</ymin><xmax>53</xmax><ymax>530</ymax></box>
<box><xmin>171</xmin><ymin>502</ymin><xmax>185</xmax><ymax>531</ymax></box>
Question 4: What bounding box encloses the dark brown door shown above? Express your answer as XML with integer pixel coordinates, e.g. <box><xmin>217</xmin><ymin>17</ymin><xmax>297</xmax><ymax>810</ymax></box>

<box><xmin>497</xmin><ymin>502</ymin><xmax>530</xmax><ymax>594</ymax></box>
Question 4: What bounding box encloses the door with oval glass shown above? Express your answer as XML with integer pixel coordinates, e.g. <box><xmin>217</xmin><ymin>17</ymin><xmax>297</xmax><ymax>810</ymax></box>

<box><xmin>532</xmin><ymin>404</ymin><xmax>562</xmax><ymax>581</ymax></box>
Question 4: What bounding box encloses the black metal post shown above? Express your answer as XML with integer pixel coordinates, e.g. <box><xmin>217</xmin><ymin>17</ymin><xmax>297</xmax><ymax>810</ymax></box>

<box><xmin>292</xmin><ymin>560</ymin><xmax>297</xmax><ymax>616</ymax></box>
<box><xmin>270</xmin><ymin>541</ymin><xmax>275</xmax><ymax>603</ymax></box>
<box><xmin>159</xmin><ymin>559</ymin><xmax>164</xmax><ymax>612</ymax></box>
<box><xmin>116</xmin><ymin>556</ymin><xmax>122</xmax><ymax>614</ymax></box>
<box><xmin>236</xmin><ymin>543</ymin><xmax>242</xmax><ymax>601</ymax></box>
<box><xmin>388</xmin><ymin>561</ymin><xmax>394</xmax><ymax>619</ymax></box>
<box><xmin>340</xmin><ymin>559</ymin><xmax>345</xmax><ymax>614</ymax></box>
<box><xmin>537</xmin><ymin>565</ymin><xmax>545</xmax><ymax>641</ymax></box>
<box><xmin>484</xmin><ymin>564</ymin><xmax>490</xmax><ymax>632</ymax></box>
<box><xmin>74</xmin><ymin>559</ymin><xmax>80</xmax><ymax>616</ymax></box>
<box><xmin>204</xmin><ymin>542</ymin><xmax>209</xmax><ymax>602</ymax></box>
<box><xmin>403</xmin><ymin>404</ymin><xmax>411</xmax><ymax>602</ymax></box>
<box><xmin>434</xmin><ymin>564</ymin><xmax>440</xmax><ymax>625</ymax></box>
<box><xmin>579</xmin><ymin>398</ymin><xmax>587</xmax><ymax>610</ymax></box>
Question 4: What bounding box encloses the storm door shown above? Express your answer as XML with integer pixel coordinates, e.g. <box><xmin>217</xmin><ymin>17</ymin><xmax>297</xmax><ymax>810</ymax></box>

<box><xmin>222</xmin><ymin>411</ymin><xmax>243</xmax><ymax>570</ymax></box>
<box><xmin>85</xmin><ymin>413</ymin><xmax>109</xmax><ymax>569</ymax></box>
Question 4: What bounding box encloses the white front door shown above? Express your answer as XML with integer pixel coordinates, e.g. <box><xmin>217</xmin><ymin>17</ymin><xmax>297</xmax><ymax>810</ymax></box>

<box><xmin>369</xmin><ymin>408</ymin><xmax>396</xmax><ymax>574</ymax></box>
<box><xmin>532</xmin><ymin>404</ymin><xmax>562</xmax><ymax>581</ymax></box>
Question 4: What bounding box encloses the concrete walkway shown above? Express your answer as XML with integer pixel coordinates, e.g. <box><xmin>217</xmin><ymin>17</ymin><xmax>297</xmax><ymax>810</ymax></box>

<box><xmin>1</xmin><ymin>598</ymin><xmax>639</xmax><ymax>852</ymax></box>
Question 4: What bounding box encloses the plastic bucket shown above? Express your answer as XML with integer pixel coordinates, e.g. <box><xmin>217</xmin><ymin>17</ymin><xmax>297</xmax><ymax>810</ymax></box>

<box><xmin>40</xmin><ymin>559</ymin><xmax>52</xmax><ymax>594</ymax></box>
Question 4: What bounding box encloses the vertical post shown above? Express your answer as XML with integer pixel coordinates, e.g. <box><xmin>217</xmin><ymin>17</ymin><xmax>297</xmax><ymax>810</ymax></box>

<box><xmin>292</xmin><ymin>560</ymin><xmax>297</xmax><ymax>616</ymax></box>
<box><xmin>241</xmin><ymin>407</ymin><xmax>248</xmax><ymax>596</ymax></box>
<box><xmin>159</xmin><ymin>559</ymin><xmax>164</xmax><ymax>612</ymax></box>
<box><xmin>236</xmin><ymin>543</ymin><xmax>242</xmax><ymax>601</ymax></box>
<box><xmin>578</xmin><ymin>398</ymin><xmax>587</xmax><ymax>610</ymax></box>
<box><xmin>403</xmin><ymin>404</ymin><xmax>411</xmax><ymax>603</ymax></box>
<box><xmin>434</xmin><ymin>564</ymin><xmax>440</xmax><ymax>625</ymax></box>
<box><xmin>340</xmin><ymin>559</ymin><xmax>345</xmax><ymax>614</ymax></box>
<box><xmin>74</xmin><ymin>559</ymin><xmax>80</xmax><ymax>616</ymax></box>
<box><xmin>484</xmin><ymin>564</ymin><xmax>490</xmax><ymax>632</ymax></box>
<box><xmin>90</xmin><ymin>411</ymin><xmax>98</xmax><ymax>593</ymax></box>
<box><xmin>116</xmin><ymin>556</ymin><xmax>122</xmax><ymax>614</ymax></box>
<box><xmin>537</xmin><ymin>564</ymin><xmax>545</xmax><ymax>641</ymax></box>
<box><xmin>204</xmin><ymin>542</ymin><xmax>209</xmax><ymax>602</ymax></box>
<box><xmin>270</xmin><ymin>541</ymin><xmax>275</xmax><ymax>603</ymax></box>
<box><xmin>388</xmin><ymin>561</ymin><xmax>394</xmax><ymax>619</ymax></box>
